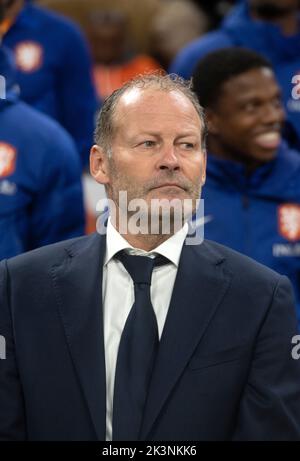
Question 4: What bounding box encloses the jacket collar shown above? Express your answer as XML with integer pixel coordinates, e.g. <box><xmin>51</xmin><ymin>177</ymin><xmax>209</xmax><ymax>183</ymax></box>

<box><xmin>206</xmin><ymin>142</ymin><xmax>300</xmax><ymax>199</ymax></box>
<box><xmin>140</xmin><ymin>240</ymin><xmax>232</xmax><ymax>439</ymax></box>
<box><xmin>50</xmin><ymin>233</ymin><xmax>107</xmax><ymax>440</ymax></box>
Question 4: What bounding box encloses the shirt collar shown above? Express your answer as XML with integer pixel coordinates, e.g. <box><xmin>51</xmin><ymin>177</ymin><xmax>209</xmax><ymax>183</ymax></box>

<box><xmin>104</xmin><ymin>218</ymin><xmax>188</xmax><ymax>267</ymax></box>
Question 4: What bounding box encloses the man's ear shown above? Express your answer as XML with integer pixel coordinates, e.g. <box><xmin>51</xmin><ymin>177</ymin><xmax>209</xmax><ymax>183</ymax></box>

<box><xmin>90</xmin><ymin>144</ymin><xmax>110</xmax><ymax>185</ymax></box>
<box><xmin>205</xmin><ymin>108</ymin><xmax>221</xmax><ymax>135</ymax></box>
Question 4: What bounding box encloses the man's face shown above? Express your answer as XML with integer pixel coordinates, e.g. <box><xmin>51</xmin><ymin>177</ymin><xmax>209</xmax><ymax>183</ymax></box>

<box><xmin>88</xmin><ymin>22</ymin><xmax>125</xmax><ymax>64</ymax></box>
<box><xmin>207</xmin><ymin>67</ymin><xmax>285</xmax><ymax>166</ymax></box>
<box><xmin>92</xmin><ymin>88</ymin><xmax>206</xmax><ymax>225</ymax></box>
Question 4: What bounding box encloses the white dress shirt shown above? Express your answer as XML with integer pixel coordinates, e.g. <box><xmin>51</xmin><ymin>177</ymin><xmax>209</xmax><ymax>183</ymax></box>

<box><xmin>102</xmin><ymin>218</ymin><xmax>188</xmax><ymax>441</ymax></box>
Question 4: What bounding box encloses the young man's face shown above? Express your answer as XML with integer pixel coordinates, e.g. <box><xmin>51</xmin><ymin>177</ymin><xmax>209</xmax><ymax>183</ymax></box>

<box><xmin>91</xmin><ymin>87</ymin><xmax>206</xmax><ymax>221</ymax></box>
<box><xmin>207</xmin><ymin>67</ymin><xmax>285</xmax><ymax>166</ymax></box>
<box><xmin>88</xmin><ymin>21</ymin><xmax>125</xmax><ymax>64</ymax></box>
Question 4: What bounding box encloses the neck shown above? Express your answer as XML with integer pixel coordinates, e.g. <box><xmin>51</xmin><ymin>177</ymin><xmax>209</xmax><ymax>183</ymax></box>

<box><xmin>118</xmin><ymin>232</ymin><xmax>174</xmax><ymax>252</ymax></box>
<box><xmin>111</xmin><ymin>211</ymin><xmax>183</xmax><ymax>251</ymax></box>
<box><xmin>250</xmin><ymin>7</ymin><xmax>299</xmax><ymax>36</ymax></box>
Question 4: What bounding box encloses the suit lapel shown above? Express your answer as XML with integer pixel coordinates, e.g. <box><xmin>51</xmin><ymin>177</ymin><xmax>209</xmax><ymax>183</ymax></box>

<box><xmin>140</xmin><ymin>241</ymin><xmax>233</xmax><ymax>440</ymax></box>
<box><xmin>50</xmin><ymin>233</ymin><xmax>106</xmax><ymax>440</ymax></box>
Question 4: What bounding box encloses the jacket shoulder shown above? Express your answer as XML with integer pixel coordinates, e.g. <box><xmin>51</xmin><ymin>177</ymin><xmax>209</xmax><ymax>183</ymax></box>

<box><xmin>27</xmin><ymin>4</ymin><xmax>84</xmax><ymax>37</ymax></box>
<box><xmin>3</xmin><ymin>234</ymin><xmax>98</xmax><ymax>274</ymax></box>
<box><xmin>200</xmin><ymin>239</ymin><xmax>282</xmax><ymax>284</ymax></box>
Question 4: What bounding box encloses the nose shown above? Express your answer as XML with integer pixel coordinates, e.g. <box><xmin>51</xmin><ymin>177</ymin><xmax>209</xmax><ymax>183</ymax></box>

<box><xmin>157</xmin><ymin>145</ymin><xmax>180</xmax><ymax>171</ymax></box>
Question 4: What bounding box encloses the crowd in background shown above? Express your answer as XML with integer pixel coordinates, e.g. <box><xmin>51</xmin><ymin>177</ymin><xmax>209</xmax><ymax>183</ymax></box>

<box><xmin>0</xmin><ymin>0</ymin><xmax>299</xmax><ymax>325</ymax></box>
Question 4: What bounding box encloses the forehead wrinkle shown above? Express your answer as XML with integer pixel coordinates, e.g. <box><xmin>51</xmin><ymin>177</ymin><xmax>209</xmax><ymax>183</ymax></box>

<box><xmin>112</xmin><ymin>87</ymin><xmax>203</xmax><ymax>142</ymax></box>
<box><xmin>115</xmin><ymin>114</ymin><xmax>201</xmax><ymax>142</ymax></box>
<box><xmin>124</xmin><ymin>115</ymin><xmax>201</xmax><ymax>140</ymax></box>
<box><xmin>116</xmin><ymin>87</ymin><xmax>200</xmax><ymax>120</ymax></box>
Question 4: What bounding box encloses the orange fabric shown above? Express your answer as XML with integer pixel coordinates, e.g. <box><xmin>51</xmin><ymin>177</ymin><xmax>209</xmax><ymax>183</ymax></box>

<box><xmin>85</xmin><ymin>209</ymin><xmax>97</xmax><ymax>234</ymax></box>
<box><xmin>0</xmin><ymin>18</ymin><xmax>13</xmax><ymax>36</ymax></box>
<box><xmin>93</xmin><ymin>54</ymin><xmax>162</xmax><ymax>99</ymax></box>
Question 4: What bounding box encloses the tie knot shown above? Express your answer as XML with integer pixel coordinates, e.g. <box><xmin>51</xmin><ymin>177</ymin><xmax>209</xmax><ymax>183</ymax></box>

<box><xmin>117</xmin><ymin>251</ymin><xmax>169</xmax><ymax>285</ymax></box>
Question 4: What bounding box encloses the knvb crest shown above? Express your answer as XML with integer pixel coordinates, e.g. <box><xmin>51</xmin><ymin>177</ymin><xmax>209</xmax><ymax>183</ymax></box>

<box><xmin>0</xmin><ymin>142</ymin><xmax>17</xmax><ymax>178</ymax></box>
<box><xmin>14</xmin><ymin>41</ymin><xmax>43</xmax><ymax>73</ymax></box>
<box><xmin>278</xmin><ymin>203</ymin><xmax>300</xmax><ymax>242</ymax></box>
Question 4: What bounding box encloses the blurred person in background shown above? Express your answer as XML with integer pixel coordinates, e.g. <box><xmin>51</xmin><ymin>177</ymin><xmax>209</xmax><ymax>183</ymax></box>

<box><xmin>0</xmin><ymin>6</ymin><xmax>85</xmax><ymax>259</ymax></box>
<box><xmin>192</xmin><ymin>47</ymin><xmax>300</xmax><ymax>328</ymax></box>
<box><xmin>1</xmin><ymin>0</ymin><xmax>98</xmax><ymax>167</ymax></box>
<box><xmin>39</xmin><ymin>0</ymin><xmax>162</xmax><ymax>70</ymax></box>
<box><xmin>171</xmin><ymin>0</ymin><xmax>300</xmax><ymax>150</ymax></box>
<box><xmin>149</xmin><ymin>0</ymin><xmax>209</xmax><ymax>70</ymax></box>
<box><xmin>88</xmin><ymin>9</ymin><xmax>161</xmax><ymax>100</ymax></box>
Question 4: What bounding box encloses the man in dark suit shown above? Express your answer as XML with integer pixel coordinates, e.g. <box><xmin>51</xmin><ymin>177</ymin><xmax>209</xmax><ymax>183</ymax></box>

<box><xmin>1</xmin><ymin>74</ymin><xmax>300</xmax><ymax>441</ymax></box>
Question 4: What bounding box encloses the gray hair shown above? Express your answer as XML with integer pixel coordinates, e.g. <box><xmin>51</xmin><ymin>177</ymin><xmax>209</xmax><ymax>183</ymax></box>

<box><xmin>94</xmin><ymin>73</ymin><xmax>207</xmax><ymax>156</ymax></box>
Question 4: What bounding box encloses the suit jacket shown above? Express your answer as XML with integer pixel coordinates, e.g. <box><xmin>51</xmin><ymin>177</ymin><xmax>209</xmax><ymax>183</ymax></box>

<box><xmin>0</xmin><ymin>233</ymin><xmax>300</xmax><ymax>441</ymax></box>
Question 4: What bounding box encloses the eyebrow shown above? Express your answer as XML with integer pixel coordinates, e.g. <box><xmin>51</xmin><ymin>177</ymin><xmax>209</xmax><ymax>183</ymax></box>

<box><xmin>132</xmin><ymin>131</ymin><xmax>200</xmax><ymax>138</ymax></box>
<box><xmin>236</xmin><ymin>88</ymin><xmax>282</xmax><ymax>103</ymax></box>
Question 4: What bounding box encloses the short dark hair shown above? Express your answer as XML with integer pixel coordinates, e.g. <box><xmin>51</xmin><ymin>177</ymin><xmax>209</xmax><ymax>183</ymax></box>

<box><xmin>192</xmin><ymin>47</ymin><xmax>273</xmax><ymax>109</ymax></box>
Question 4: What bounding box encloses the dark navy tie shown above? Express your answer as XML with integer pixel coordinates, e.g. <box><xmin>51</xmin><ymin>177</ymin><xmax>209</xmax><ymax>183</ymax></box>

<box><xmin>112</xmin><ymin>251</ymin><xmax>169</xmax><ymax>441</ymax></box>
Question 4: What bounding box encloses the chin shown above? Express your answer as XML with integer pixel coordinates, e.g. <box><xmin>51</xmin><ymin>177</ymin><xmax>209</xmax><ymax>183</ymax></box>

<box><xmin>259</xmin><ymin>151</ymin><xmax>277</xmax><ymax>162</ymax></box>
<box><xmin>250</xmin><ymin>148</ymin><xmax>277</xmax><ymax>164</ymax></box>
<box><xmin>149</xmin><ymin>189</ymin><xmax>188</xmax><ymax>201</ymax></box>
